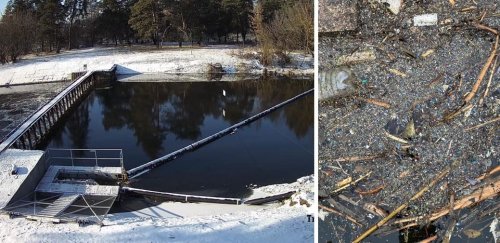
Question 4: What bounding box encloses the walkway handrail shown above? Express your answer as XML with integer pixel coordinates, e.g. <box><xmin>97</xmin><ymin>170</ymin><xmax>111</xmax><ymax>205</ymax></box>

<box><xmin>127</xmin><ymin>88</ymin><xmax>314</xmax><ymax>178</ymax></box>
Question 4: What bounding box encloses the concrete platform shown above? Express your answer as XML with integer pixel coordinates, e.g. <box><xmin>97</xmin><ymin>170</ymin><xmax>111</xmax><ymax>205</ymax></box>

<box><xmin>36</xmin><ymin>166</ymin><xmax>120</xmax><ymax>197</ymax></box>
<box><xmin>0</xmin><ymin>149</ymin><xmax>44</xmax><ymax>209</ymax></box>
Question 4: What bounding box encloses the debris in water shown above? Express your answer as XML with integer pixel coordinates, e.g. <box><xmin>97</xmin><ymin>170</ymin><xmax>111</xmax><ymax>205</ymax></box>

<box><xmin>336</xmin><ymin>50</ymin><xmax>376</xmax><ymax>66</ymax></box>
<box><xmin>318</xmin><ymin>208</ymin><xmax>329</xmax><ymax>221</ymax></box>
<box><xmin>421</xmin><ymin>49</ymin><xmax>435</xmax><ymax>58</ymax></box>
<box><xmin>464</xmin><ymin>229</ymin><xmax>481</xmax><ymax>239</ymax></box>
<box><xmin>319</xmin><ymin>68</ymin><xmax>356</xmax><ymax>101</ymax></box>
<box><xmin>389</xmin><ymin>68</ymin><xmax>407</xmax><ymax>77</ymax></box>
<box><xmin>490</xmin><ymin>217</ymin><xmax>498</xmax><ymax>243</ymax></box>
<box><xmin>376</xmin><ymin>0</ymin><xmax>402</xmax><ymax>15</ymax></box>
<box><xmin>401</xmin><ymin>120</ymin><xmax>416</xmax><ymax>138</ymax></box>
<box><xmin>413</xmin><ymin>14</ymin><xmax>438</xmax><ymax>26</ymax></box>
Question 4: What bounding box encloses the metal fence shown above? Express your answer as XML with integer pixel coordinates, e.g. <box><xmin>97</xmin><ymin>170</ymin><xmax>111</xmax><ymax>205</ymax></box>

<box><xmin>44</xmin><ymin>148</ymin><xmax>124</xmax><ymax>169</ymax></box>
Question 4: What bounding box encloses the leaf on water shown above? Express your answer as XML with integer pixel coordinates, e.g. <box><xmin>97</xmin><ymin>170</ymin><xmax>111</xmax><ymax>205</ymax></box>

<box><xmin>402</xmin><ymin>120</ymin><xmax>416</xmax><ymax>138</ymax></box>
<box><xmin>464</xmin><ymin>229</ymin><xmax>481</xmax><ymax>238</ymax></box>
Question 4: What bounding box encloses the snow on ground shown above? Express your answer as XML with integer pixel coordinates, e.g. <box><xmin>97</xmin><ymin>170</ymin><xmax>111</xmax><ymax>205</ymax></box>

<box><xmin>0</xmin><ymin>46</ymin><xmax>313</xmax><ymax>86</ymax></box>
<box><xmin>0</xmin><ymin>175</ymin><xmax>314</xmax><ymax>242</ymax></box>
<box><xmin>0</xmin><ymin>149</ymin><xmax>44</xmax><ymax>209</ymax></box>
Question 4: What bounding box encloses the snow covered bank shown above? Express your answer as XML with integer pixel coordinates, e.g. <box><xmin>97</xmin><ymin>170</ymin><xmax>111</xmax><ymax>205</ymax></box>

<box><xmin>0</xmin><ymin>175</ymin><xmax>314</xmax><ymax>242</ymax></box>
<box><xmin>0</xmin><ymin>46</ymin><xmax>313</xmax><ymax>86</ymax></box>
<box><xmin>0</xmin><ymin>149</ymin><xmax>44</xmax><ymax>209</ymax></box>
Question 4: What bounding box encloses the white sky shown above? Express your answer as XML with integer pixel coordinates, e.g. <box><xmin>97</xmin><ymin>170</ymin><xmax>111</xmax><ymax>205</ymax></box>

<box><xmin>0</xmin><ymin>0</ymin><xmax>7</xmax><ymax>16</ymax></box>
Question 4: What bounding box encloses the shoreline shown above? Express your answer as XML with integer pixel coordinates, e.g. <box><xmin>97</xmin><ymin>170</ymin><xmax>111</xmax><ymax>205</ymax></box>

<box><xmin>0</xmin><ymin>45</ymin><xmax>313</xmax><ymax>86</ymax></box>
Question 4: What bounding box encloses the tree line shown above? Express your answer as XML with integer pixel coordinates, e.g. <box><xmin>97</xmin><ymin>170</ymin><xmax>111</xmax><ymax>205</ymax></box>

<box><xmin>0</xmin><ymin>0</ymin><xmax>312</xmax><ymax>65</ymax></box>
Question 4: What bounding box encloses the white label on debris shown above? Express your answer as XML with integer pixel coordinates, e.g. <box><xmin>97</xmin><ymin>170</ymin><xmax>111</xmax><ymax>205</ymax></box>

<box><xmin>414</xmin><ymin>14</ymin><xmax>438</xmax><ymax>26</ymax></box>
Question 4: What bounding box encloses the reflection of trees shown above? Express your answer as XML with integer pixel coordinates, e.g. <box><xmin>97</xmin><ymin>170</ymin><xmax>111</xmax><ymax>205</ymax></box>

<box><xmin>98</xmin><ymin>84</ymin><xmax>166</xmax><ymax>158</ymax></box>
<box><xmin>65</xmin><ymin>95</ymin><xmax>90</xmax><ymax>148</ymax></box>
<box><xmin>254</xmin><ymin>78</ymin><xmax>314</xmax><ymax>138</ymax></box>
<box><xmin>95</xmin><ymin>78</ymin><xmax>313</xmax><ymax>157</ymax></box>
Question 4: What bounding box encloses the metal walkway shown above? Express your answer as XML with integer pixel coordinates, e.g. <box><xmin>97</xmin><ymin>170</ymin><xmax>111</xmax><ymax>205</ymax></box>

<box><xmin>37</xmin><ymin>194</ymin><xmax>79</xmax><ymax>217</ymax></box>
<box><xmin>0</xmin><ymin>65</ymin><xmax>116</xmax><ymax>155</ymax></box>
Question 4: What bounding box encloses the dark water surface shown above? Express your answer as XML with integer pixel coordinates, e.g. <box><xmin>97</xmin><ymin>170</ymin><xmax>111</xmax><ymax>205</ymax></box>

<box><xmin>40</xmin><ymin>78</ymin><xmax>313</xmax><ymax>198</ymax></box>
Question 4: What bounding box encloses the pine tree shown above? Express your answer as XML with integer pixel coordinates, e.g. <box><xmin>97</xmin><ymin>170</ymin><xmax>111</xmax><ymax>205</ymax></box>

<box><xmin>129</xmin><ymin>0</ymin><xmax>163</xmax><ymax>47</ymax></box>
<box><xmin>38</xmin><ymin>0</ymin><xmax>65</xmax><ymax>52</ymax></box>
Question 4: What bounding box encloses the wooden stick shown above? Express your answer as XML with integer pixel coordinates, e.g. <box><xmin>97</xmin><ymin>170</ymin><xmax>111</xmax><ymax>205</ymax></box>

<box><xmin>332</xmin><ymin>172</ymin><xmax>372</xmax><ymax>194</ymax></box>
<box><xmin>464</xmin><ymin>35</ymin><xmax>498</xmax><ymax>103</ymax></box>
<box><xmin>355</xmin><ymin>185</ymin><xmax>385</xmax><ymax>195</ymax></box>
<box><xmin>352</xmin><ymin>166</ymin><xmax>450</xmax><ymax>243</ymax></box>
<box><xmin>473</xmin><ymin>23</ymin><xmax>499</xmax><ymax>35</ymax></box>
<box><xmin>479</xmin><ymin>55</ymin><xmax>498</xmax><ymax>105</ymax></box>
<box><xmin>443</xmin><ymin>193</ymin><xmax>457</xmax><ymax>243</ymax></box>
<box><xmin>443</xmin><ymin>103</ymin><xmax>473</xmax><ymax>121</ymax></box>
<box><xmin>394</xmin><ymin>180</ymin><xmax>500</xmax><ymax>225</ymax></box>
<box><xmin>465</xmin><ymin>116</ymin><xmax>500</xmax><ymax>131</ymax></box>
<box><xmin>476</xmin><ymin>165</ymin><xmax>500</xmax><ymax>181</ymax></box>
<box><xmin>325</xmin><ymin>154</ymin><xmax>383</xmax><ymax>163</ymax></box>
<box><xmin>356</xmin><ymin>97</ymin><xmax>392</xmax><ymax>109</ymax></box>
<box><xmin>385</xmin><ymin>131</ymin><xmax>409</xmax><ymax>144</ymax></box>
<box><xmin>319</xmin><ymin>204</ymin><xmax>363</xmax><ymax>226</ymax></box>
<box><xmin>338</xmin><ymin>194</ymin><xmax>388</xmax><ymax>218</ymax></box>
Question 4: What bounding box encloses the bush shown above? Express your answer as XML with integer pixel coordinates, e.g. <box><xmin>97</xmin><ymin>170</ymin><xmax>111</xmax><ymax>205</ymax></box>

<box><xmin>252</xmin><ymin>0</ymin><xmax>313</xmax><ymax>66</ymax></box>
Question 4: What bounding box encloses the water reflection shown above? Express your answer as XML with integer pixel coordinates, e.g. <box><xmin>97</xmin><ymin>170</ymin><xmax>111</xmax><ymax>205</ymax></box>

<box><xmin>96</xmin><ymin>79</ymin><xmax>313</xmax><ymax>158</ymax></box>
<box><xmin>42</xmin><ymin>77</ymin><xmax>313</xmax><ymax>198</ymax></box>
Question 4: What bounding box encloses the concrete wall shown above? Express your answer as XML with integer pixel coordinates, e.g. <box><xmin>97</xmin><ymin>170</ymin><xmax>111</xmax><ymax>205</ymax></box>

<box><xmin>6</xmin><ymin>151</ymin><xmax>52</xmax><ymax>206</ymax></box>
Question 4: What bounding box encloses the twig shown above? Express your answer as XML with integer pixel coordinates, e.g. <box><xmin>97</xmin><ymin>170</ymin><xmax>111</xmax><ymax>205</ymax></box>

<box><xmin>479</xmin><ymin>56</ymin><xmax>498</xmax><ymax>105</ymax></box>
<box><xmin>473</xmin><ymin>23</ymin><xmax>499</xmax><ymax>35</ymax></box>
<box><xmin>479</xmin><ymin>11</ymin><xmax>487</xmax><ymax>22</ymax></box>
<box><xmin>332</xmin><ymin>171</ymin><xmax>372</xmax><ymax>194</ymax></box>
<box><xmin>325</xmin><ymin>154</ymin><xmax>383</xmax><ymax>163</ymax></box>
<box><xmin>394</xmin><ymin>180</ymin><xmax>500</xmax><ymax>225</ymax></box>
<box><xmin>319</xmin><ymin>204</ymin><xmax>363</xmax><ymax>226</ymax></box>
<box><xmin>389</xmin><ymin>68</ymin><xmax>407</xmax><ymax>77</ymax></box>
<box><xmin>356</xmin><ymin>97</ymin><xmax>391</xmax><ymax>109</ymax></box>
<box><xmin>352</xmin><ymin>166</ymin><xmax>450</xmax><ymax>243</ymax></box>
<box><xmin>355</xmin><ymin>185</ymin><xmax>385</xmax><ymax>195</ymax></box>
<box><xmin>338</xmin><ymin>194</ymin><xmax>388</xmax><ymax>218</ymax></box>
<box><xmin>427</xmin><ymin>73</ymin><xmax>445</xmax><ymax>87</ymax></box>
<box><xmin>465</xmin><ymin>116</ymin><xmax>500</xmax><ymax>131</ymax></box>
<box><xmin>476</xmin><ymin>165</ymin><xmax>500</xmax><ymax>181</ymax></box>
<box><xmin>443</xmin><ymin>103</ymin><xmax>473</xmax><ymax>121</ymax></box>
<box><xmin>384</xmin><ymin>131</ymin><xmax>409</xmax><ymax>144</ymax></box>
<box><xmin>443</xmin><ymin>193</ymin><xmax>457</xmax><ymax>243</ymax></box>
<box><xmin>464</xmin><ymin>35</ymin><xmax>498</xmax><ymax>103</ymax></box>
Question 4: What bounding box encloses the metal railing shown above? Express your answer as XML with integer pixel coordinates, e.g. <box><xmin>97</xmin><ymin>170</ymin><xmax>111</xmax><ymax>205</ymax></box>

<box><xmin>0</xmin><ymin>65</ymin><xmax>117</xmax><ymax>154</ymax></box>
<box><xmin>44</xmin><ymin>148</ymin><xmax>124</xmax><ymax>170</ymax></box>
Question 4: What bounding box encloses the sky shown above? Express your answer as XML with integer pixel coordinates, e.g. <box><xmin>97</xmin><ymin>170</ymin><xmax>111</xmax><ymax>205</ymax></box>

<box><xmin>0</xmin><ymin>0</ymin><xmax>7</xmax><ymax>16</ymax></box>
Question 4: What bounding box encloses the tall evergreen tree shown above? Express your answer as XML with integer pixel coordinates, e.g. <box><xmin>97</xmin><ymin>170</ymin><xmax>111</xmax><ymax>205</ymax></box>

<box><xmin>38</xmin><ymin>0</ymin><xmax>65</xmax><ymax>52</ymax></box>
<box><xmin>129</xmin><ymin>0</ymin><xmax>164</xmax><ymax>47</ymax></box>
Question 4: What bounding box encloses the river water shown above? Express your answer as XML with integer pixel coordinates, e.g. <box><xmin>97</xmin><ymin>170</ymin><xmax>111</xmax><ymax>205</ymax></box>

<box><xmin>38</xmin><ymin>77</ymin><xmax>314</xmax><ymax>199</ymax></box>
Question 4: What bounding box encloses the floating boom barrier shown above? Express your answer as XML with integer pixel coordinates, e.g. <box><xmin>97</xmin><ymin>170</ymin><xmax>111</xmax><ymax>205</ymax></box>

<box><xmin>121</xmin><ymin>187</ymin><xmax>296</xmax><ymax>205</ymax></box>
<box><xmin>126</xmin><ymin>88</ymin><xmax>314</xmax><ymax>179</ymax></box>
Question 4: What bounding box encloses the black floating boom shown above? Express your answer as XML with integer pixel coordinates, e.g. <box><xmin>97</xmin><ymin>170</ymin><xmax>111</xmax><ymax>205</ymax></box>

<box><xmin>243</xmin><ymin>191</ymin><xmax>296</xmax><ymax>205</ymax></box>
<box><xmin>121</xmin><ymin>187</ymin><xmax>241</xmax><ymax>205</ymax></box>
<box><xmin>126</xmin><ymin>88</ymin><xmax>314</xmax><ymax>178</ymax></box>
